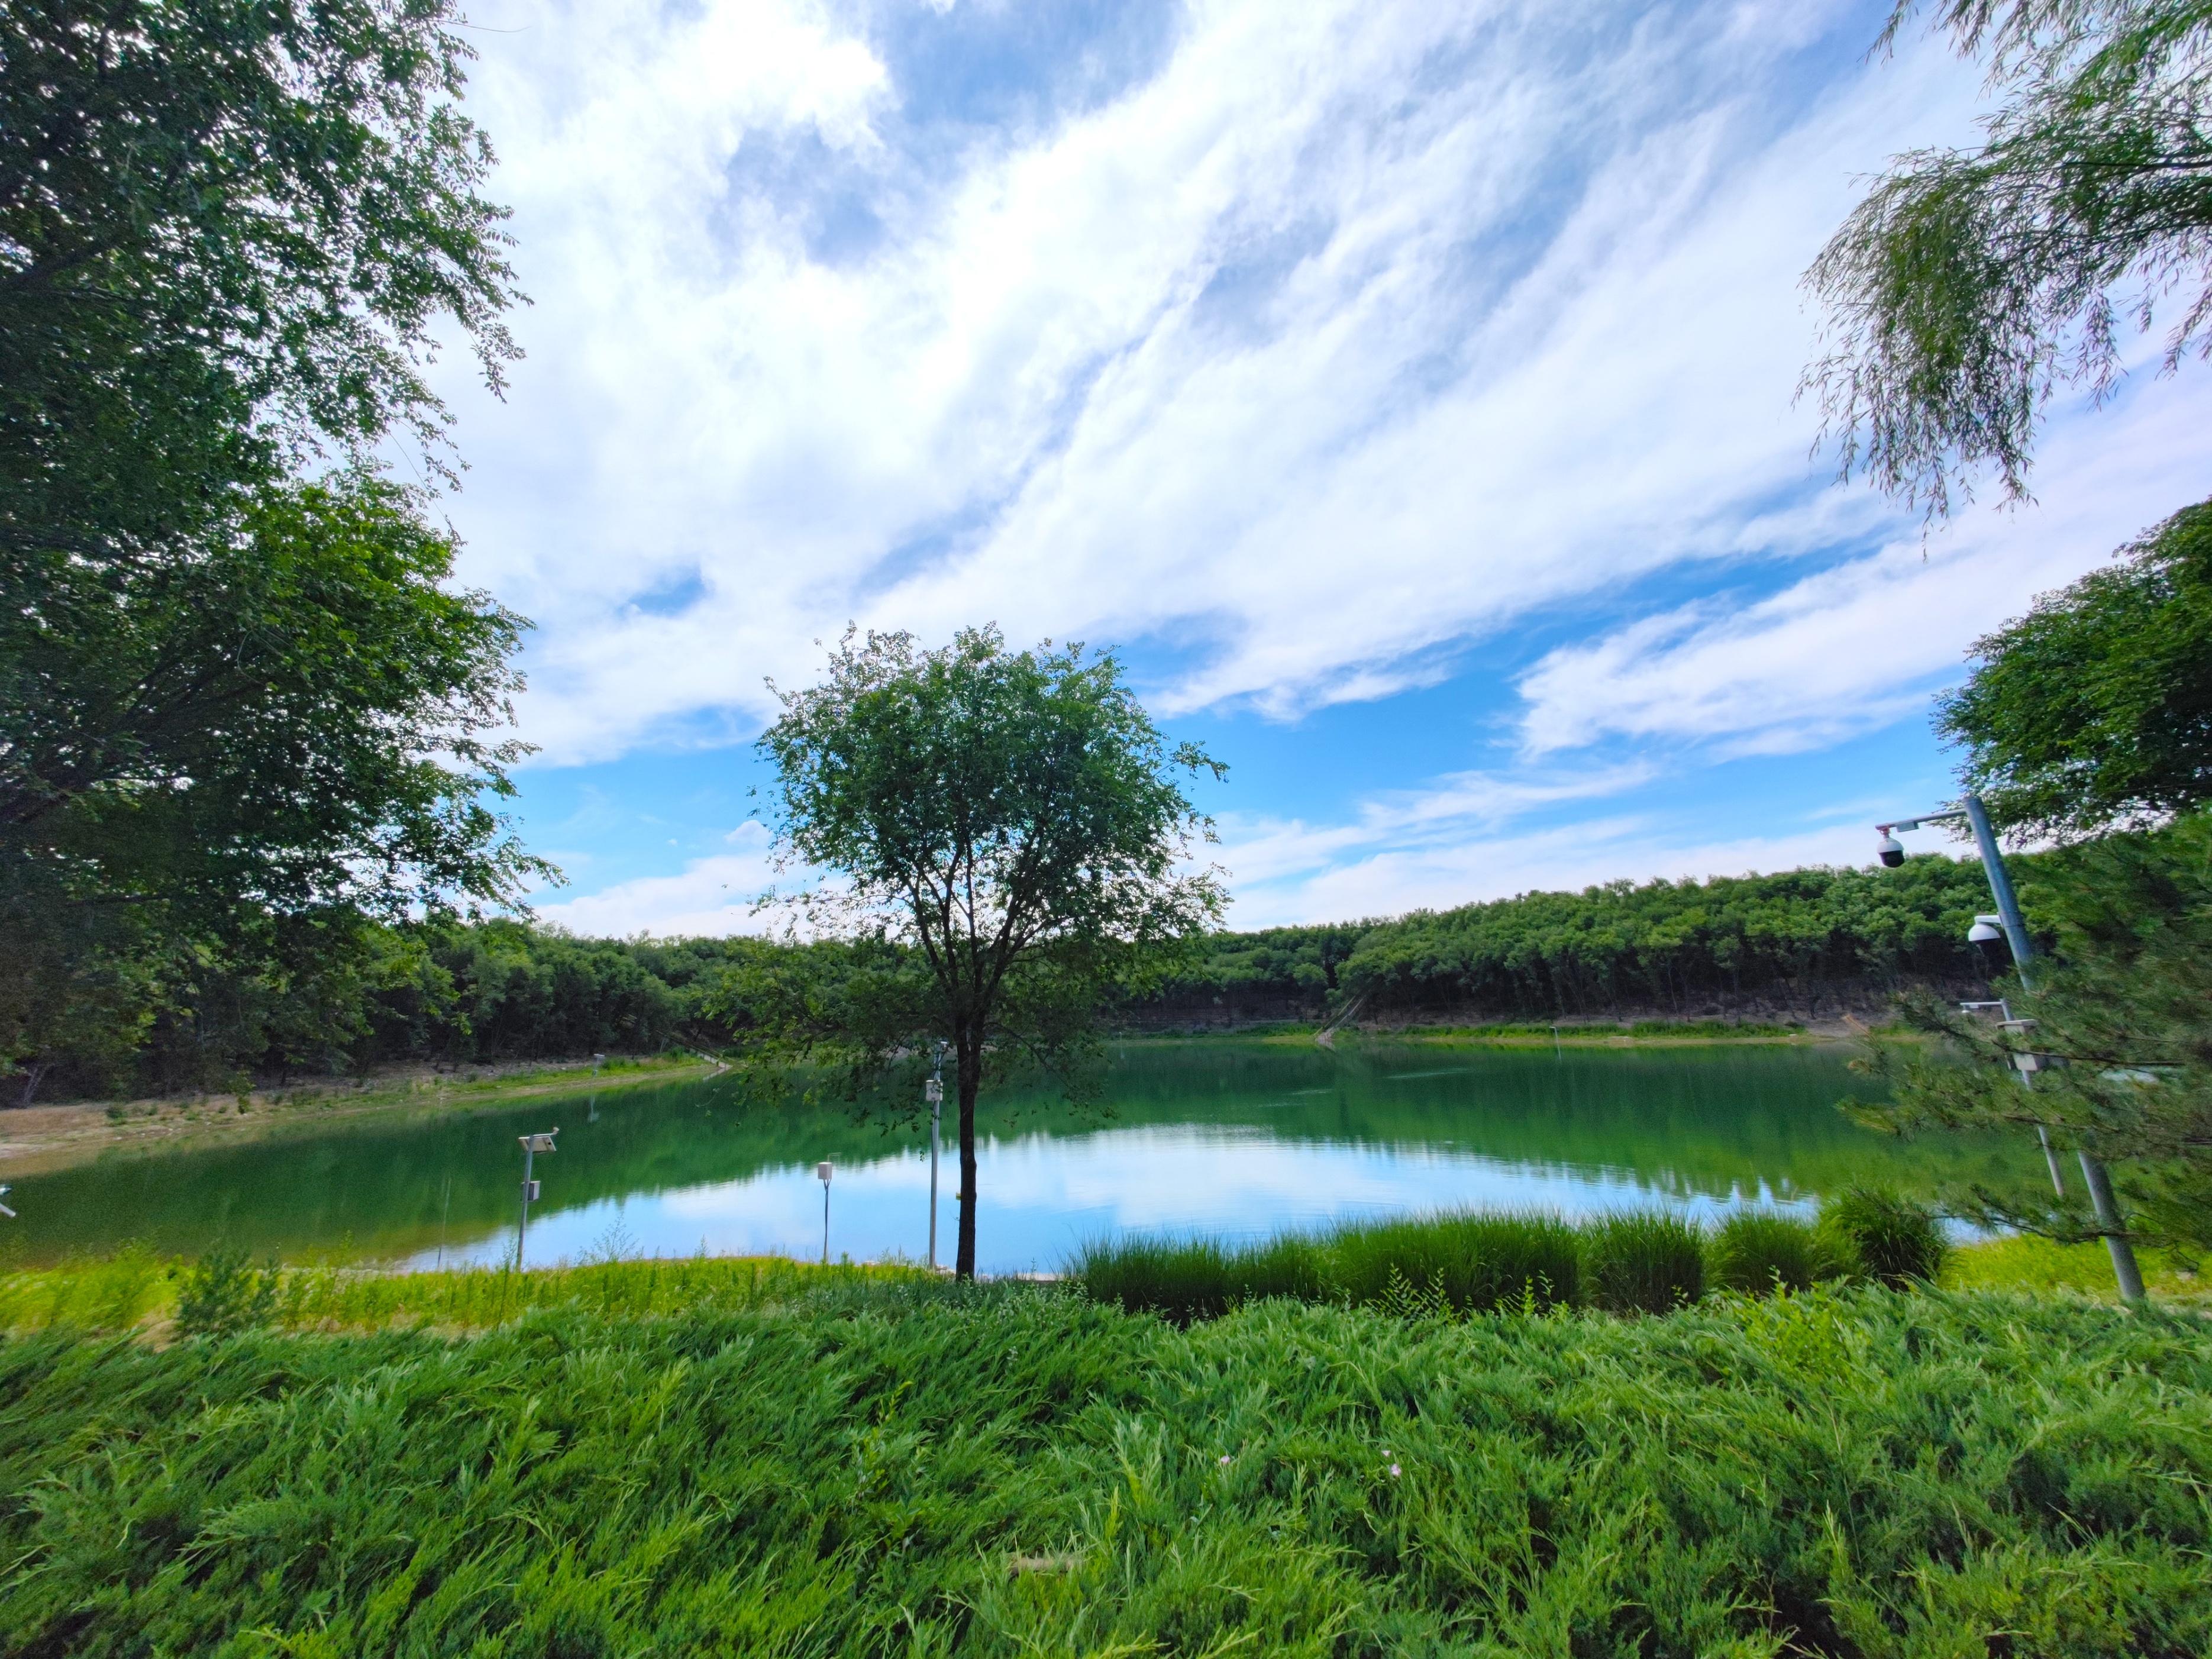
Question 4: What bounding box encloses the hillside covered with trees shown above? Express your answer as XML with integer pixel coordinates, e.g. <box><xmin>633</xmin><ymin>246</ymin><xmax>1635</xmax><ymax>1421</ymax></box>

<box><xmin>5</xmin><ymin>853</ymin><xmax>2023</xmax><ymax>1102</ymax></box>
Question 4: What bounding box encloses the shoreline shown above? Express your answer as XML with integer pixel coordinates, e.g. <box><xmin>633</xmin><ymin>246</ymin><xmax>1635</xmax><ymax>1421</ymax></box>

<box><xmin>0</xmin><ymin>1056</ymin><xmax>721</xmax><ymax>1177</ymax></box>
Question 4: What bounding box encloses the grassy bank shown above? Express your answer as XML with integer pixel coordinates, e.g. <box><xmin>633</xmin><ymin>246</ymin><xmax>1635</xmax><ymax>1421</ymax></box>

<box><xmin>1</xmin><ymin>1273</ymin><xmax>2207</xmax><ymax>1655</ymax></box>
<box><xmin>1122</xmin><ymin>1019</ymin><xmax>1843</xmax><ymax>1047</ymax></box>
<box><xmin>0</xmin><ymin>1053</ymin><xmax>717</xmax><ymax>1177</ymax></box>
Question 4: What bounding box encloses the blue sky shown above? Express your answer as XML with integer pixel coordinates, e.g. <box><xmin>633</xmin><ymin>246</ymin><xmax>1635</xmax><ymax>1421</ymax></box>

<box><xmin>416</xmin><ymin>0</ymin><xmax>2212</xmax><ymax>935</ymax></box>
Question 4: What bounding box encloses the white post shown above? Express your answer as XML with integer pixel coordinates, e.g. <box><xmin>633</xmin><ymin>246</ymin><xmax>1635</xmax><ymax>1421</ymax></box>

<box><xmin>516</xmin><ymin>1130</ymin><xmax>557</xmax><ymax>1272</ymax></box>
<box><xmin>926</xmin><ymin>1054</ymin><xmax>945</xmax><ymax>1269</ymax></box>
<box><xmin>818</xmin><ymin>1160</ymin><xmax>834</xmax><ymax>1265</ymax></box>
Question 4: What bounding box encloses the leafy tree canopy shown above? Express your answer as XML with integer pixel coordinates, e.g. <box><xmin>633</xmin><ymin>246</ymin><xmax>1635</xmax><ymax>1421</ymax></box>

<box><xmin>1</xmin><ymin>0</ymin><xmax>521</xmax><ymax>556</ymax></box>
<box><xmin>1806</xmin><ymin>0</ymin><xmax>2212</xmax><ymax>514</ymax></box>
<box><xmin>0</xmin><ymin>478</ymin><xmax>545</xmax><ymax>1098</ymax></box>
<box><xmin>2</xmin><ymin>475</ymin><xmax>539</xmax><ymax>914</ymax></box>
<box><xmin>739</xmin><ymin>626</ymin><xmax>1226</xmax><ymax>1277</ymax></box>
<box><xmin>1939</xmin><ymin>496</ymin><xmax>2212</xmax><ymax>837</ymax></box>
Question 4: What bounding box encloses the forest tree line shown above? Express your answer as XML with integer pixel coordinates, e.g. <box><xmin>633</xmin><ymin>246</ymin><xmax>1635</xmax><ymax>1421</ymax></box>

<box><xmin>12</xmin><ymin>851</ymin><xmax>2023</xmax><ymax>1102</ymax></box>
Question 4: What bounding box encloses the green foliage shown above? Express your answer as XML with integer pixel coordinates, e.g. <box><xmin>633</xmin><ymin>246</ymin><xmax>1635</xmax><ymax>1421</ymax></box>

<box><xmin>0</xmin><ymin>850</ymin><xmax>2026</xmax><ymax>1099</ymax></box>
<box><xmin>1807</xmin><ymin>0</ymin><xmax>2212</xmax><ymax>513</ymax></box>
<box><xmin>1078</xmin><ymin>1212</ymin><xmax>1609</xmax><ymax>1321</ymax></box>
<box><xmin>1707</xmin><ymin>1211</ymin><xmax>1855</xmax><ymax>1297</ymax></box>
<box><xmin>169</xmin><ymin>1243</ymin><xmax>280</xmax><ymax>1338</ymax></box>
<box><xmin>1939</xmin><ymin>499</ymin><xmax>2212</xmax><ymax>838</ymax></box>
<box><xmin>1</xmin><ymin>1</ymin><xmax>534</xmax><ymax>1108</ymax></box>
<box><xmin>1862</xmin><ymin>814</ymin><xmax>2212</xmax><ymax>1254</ymax></box>
<box><xmin>1330</xmin><ymin>857</ymin><xmax>1998</xmax><ymax>1018</ymax></box>
<box><xmin>749</xmin><ymin>626</ymin><xmax>1227</xmax><ymax>1276</ymax></box>
<box><xmin>1583</xmin><ymin>1211</ymin><xmax>1707</xmax><ymax>1313</ymax></box>
<box><xmin>1819</xmin><ymin>1187</ymin><xmax>1952</xmax><ymax>1287</ymax></box>
<box><xmin>1</xmin><ymin>0</ymin><xmax>519</xmax><ymax>556</ymax></box>
<box><xmin>1325</xmin><ymin>1211</ymin><xmax>1584</xmax><ymax>1314</ymax></box>
<box><xmin>1</xmin><ymin>1289</ymin><xmax>2208</xmax><ymax>1652</ymax></box>
<box><xmin>2</xmin><ymin>481</ymin><xmax>545</xmax><ymax>1098</ymax></box>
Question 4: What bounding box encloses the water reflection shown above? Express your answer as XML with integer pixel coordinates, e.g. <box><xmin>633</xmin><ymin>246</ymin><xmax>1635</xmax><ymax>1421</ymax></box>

<box><xmin>2</xmin><ymin>1041</ymin><xmax>2029</xmax><ymax>1275</ymax></box>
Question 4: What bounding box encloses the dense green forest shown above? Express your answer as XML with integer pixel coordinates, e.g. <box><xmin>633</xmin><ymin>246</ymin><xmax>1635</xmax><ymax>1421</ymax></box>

<box><xmin>10</xmin><ymin>853</ymin><xmax>2017</xmax><ymax>1102</ymax></box>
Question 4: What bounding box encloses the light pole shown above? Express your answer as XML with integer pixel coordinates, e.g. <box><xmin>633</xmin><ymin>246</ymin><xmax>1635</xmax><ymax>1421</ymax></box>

<box><xmin>818</xmin><ymin>1160</ymin><xmax>834</xmax><ymax>1265</ymax></box>
<box><xmin>1878</xmin><ymin>796</ymin><xmax>2146</xmax><ymax>1301</ymax></box>
<box><xmin>926</xmin><ymin>1041</ymin><xmax>947</xmax><ymax>1270</ymax></box>
<box><xmin>516</xmin><ymin>1129</ymin><xmax>557</xmax><ymax>1271</ymax></box>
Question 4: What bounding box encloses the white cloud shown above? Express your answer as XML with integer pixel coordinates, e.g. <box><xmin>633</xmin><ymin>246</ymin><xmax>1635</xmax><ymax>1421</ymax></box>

<box><xmin>1513</xmin><ymin>376</ymin><xmax>2212</xmax><ymax>757</ymax></box>
<box><xmin>1221</xmin><ymin>803</ymin><xmax>1900</xmax><ymax>928</ymax></box>
<box><xmin>430</xmin><ymin>0</ymin><xmax>2073</xmax><ymax>764</ymax></box>
<box><xmin>532</xmin><ymin>822</ymin><xmax>783</xmax><ymax>935</ymax></box>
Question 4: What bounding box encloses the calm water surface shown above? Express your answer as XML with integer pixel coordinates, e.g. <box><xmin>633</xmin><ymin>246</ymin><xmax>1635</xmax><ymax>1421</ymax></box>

<box><xmin>2</xmin><ymin>1042</ymin><xmax>2028</xmax><ymax>1274</ymax></box>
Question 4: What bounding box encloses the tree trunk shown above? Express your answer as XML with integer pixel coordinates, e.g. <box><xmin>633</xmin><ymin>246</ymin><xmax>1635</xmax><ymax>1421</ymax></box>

<box><xmin>17</xmin><ymin>1061</ymin><xmax>49</xmax><ymax>1108</ymax></box>
<box><xmin>955</xmin><ymin>1037</ymin><xmax>981</xmax><ymax>1280</ymax></box>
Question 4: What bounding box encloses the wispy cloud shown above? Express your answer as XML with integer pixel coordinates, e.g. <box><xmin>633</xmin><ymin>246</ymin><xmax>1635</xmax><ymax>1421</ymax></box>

<box><xmin>435</xmin><ymin>0</ymin><xmax>2015</xmax><ymax>762</ymax></box>
<box><xmin>1513</xmin><ymin>381</ymin><xmax>2210</xmax><ymax>759</ymax></box>
<box><xmin>434</xmin><ymin>0</ymin><xmax>2212</xmax><ymax>929</ymax></box>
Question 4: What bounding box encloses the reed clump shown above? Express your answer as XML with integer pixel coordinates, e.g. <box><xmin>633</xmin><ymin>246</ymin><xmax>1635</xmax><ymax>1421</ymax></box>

<box><xmin>1073</xmin><ymin>1202</ymin><xmax>1907</xmax><ymax>1322</ymax></box>
<box><xmin>1818</xmin><ymin>1184</ymin><xmax>1953</xmax><ymax>1286</ymax></box>
<box><xmin>1703</xmin><ymin>1210</ymin><xmax>1854</xmax><ymax>1296</ymax></box>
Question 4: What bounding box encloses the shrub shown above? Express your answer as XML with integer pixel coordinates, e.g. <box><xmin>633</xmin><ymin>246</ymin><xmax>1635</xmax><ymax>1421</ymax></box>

<box><xmin>1708</xmin><ymin>1211</ymin><xmax>1853</xmax><ymax>1297</ymax></box>
<box><xmin>170</xmin><ymin>1243</ymin><xmax>280</xmax><ymax>1337</ymax></box>
<box><xmin>1325</xmin><ymin>1212</ymin><xmax>1583</xmax><ymax>1313</ymax></box>
<box><xmin>1820</xmin><ymin>1187</ymin><xmax>1951</xmax><ymax>1287</ymax></box>
<box><xmin>1583</xmin><ymin>1211</ymin><xmax>1705</xmax><ymax>1313</ymax></box>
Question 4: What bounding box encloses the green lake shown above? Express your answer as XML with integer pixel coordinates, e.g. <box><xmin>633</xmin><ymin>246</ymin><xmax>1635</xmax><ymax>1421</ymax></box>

<box><xmin>0</xmin><ymin>1041</ymin><xmax>2029</xmax><ymax>1275</ymax></box>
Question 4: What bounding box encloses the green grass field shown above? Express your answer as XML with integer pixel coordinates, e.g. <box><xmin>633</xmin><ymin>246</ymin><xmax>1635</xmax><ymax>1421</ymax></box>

<box><xmin>2</xmin><ymin>1220</ymin><xmax>2211</xmax><ymax>1656</ymax></box>
<box><xmin>1</xmin><ymin>1273</ymin><xmax>2207</xmax><ymax>1656</ymax></box>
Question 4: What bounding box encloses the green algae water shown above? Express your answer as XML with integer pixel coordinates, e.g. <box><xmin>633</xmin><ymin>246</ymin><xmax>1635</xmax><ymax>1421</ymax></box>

<box><xmin>0</xmin><ymin>1041</ymin><xmax>2027</xmax><ymax>1274</ymax></box>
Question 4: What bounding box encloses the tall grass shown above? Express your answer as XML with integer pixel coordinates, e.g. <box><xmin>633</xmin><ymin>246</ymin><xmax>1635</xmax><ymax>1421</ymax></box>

<box><xmin>1324</xmin><ymin>1211</ymin><xmax>1582</xmax><ymax>1312</ymax></box>
<box><xmin>1583</xmin><ymin>1211</ymin><xmax>1705</xmax><ymax>1313</ymax></box>
<box><xmin>2</xmin><ymin>1286</ymin><xmax>2207</xmax><ymax>1652</ymax></box>
<box><xmin>1819</xmin><ymin>1184</ymin><xmax>1952</xmax><ymax>1286</ymax></box>
<box><xmin>1074</xmin><ymin>1203</ymin><xmax>1903</xmax><ymax>1321</ymax></box>
<box><xmin>1706</xmin><ymin>1211</ymin><xmax>1853</xmax><ymax>1296</ymax></box>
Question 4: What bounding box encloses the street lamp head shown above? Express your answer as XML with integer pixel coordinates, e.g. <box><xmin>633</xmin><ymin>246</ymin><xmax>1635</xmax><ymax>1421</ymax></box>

<box><xmin>1876</xmin><ymin>828</ymin><xmax>1906</xmax><ymax>868</ymax></box>
<box><xmin>817</xmin><ymin>1160</ymin><xmax>833</xmax><ymax>1184</ymax></box>
<box><xmin>1967</xmin><ymin>916</ymin><xmax>2004</xmax><ymax>945</ymax></box>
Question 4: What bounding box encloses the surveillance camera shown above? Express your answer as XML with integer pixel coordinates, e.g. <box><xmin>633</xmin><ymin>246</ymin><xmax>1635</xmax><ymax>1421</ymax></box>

<box><xmin>1966</xmin><ymin>918</ymin><xmax>2003</xmax><ymax>945</ymax></box>
<box><xmin>1877</xmin><ymin>831</ymin><xmax>1905</xmax><ymax>868</ymax></box>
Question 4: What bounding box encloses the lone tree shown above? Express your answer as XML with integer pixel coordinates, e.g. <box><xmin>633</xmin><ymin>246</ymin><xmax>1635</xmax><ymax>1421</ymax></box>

<box><xmin>748</xmin><ymin>627</ymin><xmax>1226</xmax><ymax>1280</ymax></box>
<box><xmin>1806</xmin><ymin>0</ymin><xmax>2212</xmax><ymax>515</ymax></box>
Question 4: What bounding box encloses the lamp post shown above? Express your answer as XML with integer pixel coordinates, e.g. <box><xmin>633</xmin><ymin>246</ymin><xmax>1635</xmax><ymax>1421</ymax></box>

<box><xmin>926</xmin><ymin>1041</ymin><xmax>947</xmax><ymax>1270</ymax></box>
<box><xmin>818</xmin><ymin>1160</ymin><xmax>834</xmax><ymax>1265</ymax></box>
<box><xmin>516</xmin><ymin>1129</ymin><xmax>557</xmax><ymax>1271</ymax></box>
<box><xmin>1877</xmin><ymin>796</ymin><xmax>2146</xmax><ymax>1301</ymax></box>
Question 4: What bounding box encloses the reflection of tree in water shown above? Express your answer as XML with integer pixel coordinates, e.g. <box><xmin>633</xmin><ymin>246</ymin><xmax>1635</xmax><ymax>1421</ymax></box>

<box><xmin>5</xmin><ymin>1045</ymin><xmax>2029</xmax><ymax>1263</ymax></box>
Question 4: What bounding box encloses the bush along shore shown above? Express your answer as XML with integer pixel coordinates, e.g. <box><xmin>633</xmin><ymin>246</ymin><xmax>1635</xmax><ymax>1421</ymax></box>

<box><xmin>1</xmin><ymin>1253</ymin><xmax>2208</xmax><ymax>1654</ymax></box>
<box><xmin>1068</xmin><ymin>1196</ymin><xmax>1947</xmax><ymax>1323</ymax></box>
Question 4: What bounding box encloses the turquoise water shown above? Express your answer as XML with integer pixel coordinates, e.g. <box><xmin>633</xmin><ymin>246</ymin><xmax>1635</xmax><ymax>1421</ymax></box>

<box><xmin>0</xmin><ymin>1041</ymin><xmax>2026</xmax><ymax>1275</ymax></box>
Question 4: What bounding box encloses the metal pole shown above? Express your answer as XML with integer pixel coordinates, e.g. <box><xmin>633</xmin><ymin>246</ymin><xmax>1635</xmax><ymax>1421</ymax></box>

<box><xmin>1961</xmin><ymin>794</ymin><xmax>2146</xmax><ymax>1301</ymax></box>
<box><xmin>516</xmin><ymin>1144</ymin><xmax>534</xmax><ymax>1271</ymax></box>
<box><xmin>822</xmin><ymin>1180</ymin><xmax>831</xmax><ymax>1266</ymax></box>
<box><xmin>1961</xmin><ymin>796</ymin><xmax>2037</xmax><ymax>987</ymax></box>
